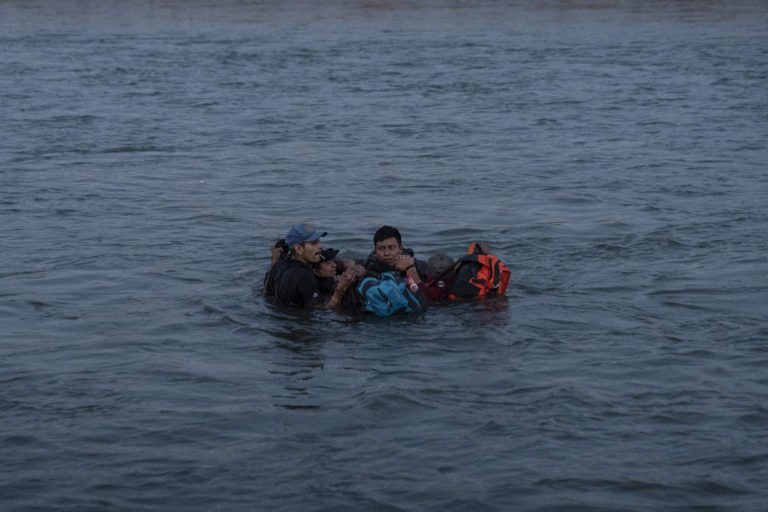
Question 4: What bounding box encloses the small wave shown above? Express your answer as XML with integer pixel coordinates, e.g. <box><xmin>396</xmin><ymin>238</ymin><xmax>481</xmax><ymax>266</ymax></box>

<box><xmin>688</xmin><ymin>479</ymin><xmax>751</xmax><ymax>496</ymax></box>
<box><xmin>26</xmin><ymin>299</ymin><xmax>53</xmax><ymax>311</ymax></box>
<box><xmin>101</xmin><ymin>145</ymin><xmax>176</xmax><ymax>154</ymax></box>
<box><xmin>536</xmin><ymin>477</ymin><xmax>676</xmax><ymax>494</ymax></box>
<box><xmin>356</xmin><ymin>389</ymin><xmax>436</xmax><ymax>414</ymax></box>
<box><xmin>46</xmin><ymin>114</ymin><xmax>101</xmax><ymax>124</ymax></box>
<box><xmin>2</xmin><ymin>434</ymin><xmax>41</xmax><ymax>446</ymax></box>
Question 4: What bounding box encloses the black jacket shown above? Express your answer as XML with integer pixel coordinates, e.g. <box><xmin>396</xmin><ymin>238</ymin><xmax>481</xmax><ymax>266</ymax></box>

<box><xmin>362</xmin><ymin>247</ymin><xmax>428</xmax><ymax>280</ymax></box>
<box><xmin>270</xmin><ymin>259</ymin><xmax>323</xmax><ymax>308</ymax></box>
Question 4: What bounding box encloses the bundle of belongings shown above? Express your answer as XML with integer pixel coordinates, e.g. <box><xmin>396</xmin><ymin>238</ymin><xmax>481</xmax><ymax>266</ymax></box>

<box><xmin>354</xmin><ymin>242</ymin><xmax>510</xmax><ymax>316</ymax></box>
<box><xmin>418</xmin><ymin>242</ymin><xmax>511</xmax><ymax>303</ymax></box>
<box><xmin>356</xmin><ymin>271</ymin><xmax>428</xmax><ymax>317</ymax></box>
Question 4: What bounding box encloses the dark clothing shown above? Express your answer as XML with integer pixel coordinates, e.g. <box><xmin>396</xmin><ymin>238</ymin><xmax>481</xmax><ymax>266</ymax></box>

<box><xmin>419</xmin><ymin>279</ymin><xmax>452</xmax><ymax>302</ymax></box>
<box><xmin>361</xmin><ymin>247</ymin><xmax>428</xmax><ymax>280</ymax></box>
<box><xmin>315</xmin><ymin>275</ymin><xmax>336</xmax><ymax>297</ymax></box>
<box><xmin>273</xmin><ymin>259</ymin><xmax>323</xmax><ymax>308</ymax></box>
<box><xmin>341</xmin><ymin>285</ymin><xmax>363</xmax><ymax>312</ymax></box>
<box><xmin>263</xmin><ymin>259</ymin><xmax>284</xmax><ymax>297</ymax></box>
<box><xmin>266</xmin><ymin>259</ymin><xmax>360</xmax><ymax>311</ymax></box>
<box><xmin>315</xmin><ymin>274</ymin><xmax>363</xmax><ymax>312</ymax></box>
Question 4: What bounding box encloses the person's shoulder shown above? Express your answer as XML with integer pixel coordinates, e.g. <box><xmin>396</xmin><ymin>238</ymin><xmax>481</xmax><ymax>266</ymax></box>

<box><xmin>361</xmin><ymin>251</ymin><xmax>376</xmax><ymax>266</ymax></box>
<box><xmin>263</xmin><ymin>258</ymin><xmax>290</xmax><ymax>296</ymax></box>
<box><xmin>283</xmin><ymin>259</ymin><xmax>312</xmax><ymax>274</ymax></box>
<box><xmin>362</xmin><ymin>253</ymin><xmax>381</xmax><ymax>271</ymax></box>
<box><xmin>271</xmin><ymin>258</ymin><xmax>290</xmax><ymax>274</ymax></box>
<box><xmin>276</xmin><ymin>259</ymin><xmax>312</xmax><ymax>289</ymax></box>
<box><xmin>274</xmin><ymin>259</ymin><xmax>320</xmax><ymax>307</ymax></box>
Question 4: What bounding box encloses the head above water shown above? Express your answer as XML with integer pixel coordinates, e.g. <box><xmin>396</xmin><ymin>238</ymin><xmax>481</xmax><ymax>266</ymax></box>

<box><xmin>285</xmin><ymin>223</ymin><xmax>326</xmax><ymax>264</ymax></box>
<box><xmin>312</xmin><ymin>248</ymin><xmax>340</xmax><ymax>278</ymax></box>
<box><xmin>319</xmin><ymin>248</ymin><xmax>339</xmax><ymax>262</ymax></box>
<box><xmin>373</xmin><ymin>225</ymin><xmax>403</xmax><ymax>265</ymax></box>
<box><xmin>427</xmin><ymin>253</ymin><xmax>454</xmax><ymax>278</ymax></box>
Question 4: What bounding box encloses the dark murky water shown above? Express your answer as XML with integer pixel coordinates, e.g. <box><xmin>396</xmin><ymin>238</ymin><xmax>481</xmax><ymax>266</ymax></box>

<box><xmin>2</xmin><ymin>1</ymin><xmax>767</xmax><ymax>510</ymax></box>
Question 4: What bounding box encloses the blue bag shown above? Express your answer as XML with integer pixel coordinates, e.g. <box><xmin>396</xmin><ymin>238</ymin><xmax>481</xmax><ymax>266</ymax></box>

<box><xmin>356</xmin><ymin>272</ymin><xmax>427</xmax><ymax>317</ymax></box>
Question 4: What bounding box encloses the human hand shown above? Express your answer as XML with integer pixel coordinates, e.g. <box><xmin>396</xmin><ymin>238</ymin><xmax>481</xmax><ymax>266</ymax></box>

<box><xmin>270</xmin><ymin>244</ymin><xmax>285</xmax><ymax>263</ymax></box>
<box><xmin>337</xmin><ymin>268</ymin><xmax>357</xmax><ymax>291</ymax></box>
<box><xmin>335</xmin><ymin>258</ymin><xmax>358</xmax><ymax>273</ymax></box>
<box><xmin>394</xmin><ymin>254</ymin><xmax>415</xmax><ymax>271</ymax></box>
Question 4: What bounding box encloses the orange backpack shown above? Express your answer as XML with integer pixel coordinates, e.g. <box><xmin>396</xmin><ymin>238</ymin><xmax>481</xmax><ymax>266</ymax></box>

<box><xmin>446</xmin><ymin>242</ymin><xmax>511</xmax><ymax>299</ymax></box>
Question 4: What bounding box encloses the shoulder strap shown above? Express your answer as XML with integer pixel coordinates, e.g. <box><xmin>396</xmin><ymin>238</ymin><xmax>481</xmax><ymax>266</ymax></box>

<box><xmin>467</xmin><ymin>241</ymin><xmax>491</xmax><ymax>255</ymax></box>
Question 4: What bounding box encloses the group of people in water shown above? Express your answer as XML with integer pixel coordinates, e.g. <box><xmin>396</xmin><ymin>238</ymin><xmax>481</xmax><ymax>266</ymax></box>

<box><xmin>263</xmin><ymin>223</ymin><xmax>510</xmax><ymax>315</ymax></box>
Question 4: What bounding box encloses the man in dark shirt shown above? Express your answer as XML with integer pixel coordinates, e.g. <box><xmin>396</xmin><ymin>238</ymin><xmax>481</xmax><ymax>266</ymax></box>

<box><xmin>266</xmin><ymin>224</ymin><xmax>354</xmax><ymax>309</ymax></box>
<box><xmin>362</xmin><ymin>225</ymin><xmax>429</xmax><ymax>280</ymax></box>
<box><xmin>273</xmin><ymin>258</ymin><xmax>323</xmax><ymax>308</ymax></box>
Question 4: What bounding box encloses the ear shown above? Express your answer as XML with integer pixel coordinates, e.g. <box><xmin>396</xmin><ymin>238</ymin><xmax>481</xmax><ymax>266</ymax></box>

<box><xmin>292</xmin><ymin>243</ymin><xmax>305</xmax><ymax>256</ymax></box>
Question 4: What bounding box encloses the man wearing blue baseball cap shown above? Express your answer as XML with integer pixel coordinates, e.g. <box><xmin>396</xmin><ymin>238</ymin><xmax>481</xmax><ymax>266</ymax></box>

<box><xmin>266</xmin><ymin>223</ymin><xmax>355</xmax><ymax>309</ymax></box>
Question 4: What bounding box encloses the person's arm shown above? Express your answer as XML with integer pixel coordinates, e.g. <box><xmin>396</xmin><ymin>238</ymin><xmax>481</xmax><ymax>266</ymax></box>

<box><xmin>404</xmin><ymin>264</ymin><xmax>421</xmax><ymax>284</ymax></box>
<box><xmin>326</xmin><ymin>269</ymin><xmax>356</xmax><ymax>308</ymax></box>
<box><xmin>394</xmin><ymin>255</ymin><xmax>422</xmax><ymax>284</ymax></box>
<box><xmin>263</xmin><ymin>256</ymin><xmax>286</xmax><ymax>297</ymax></box>
<box><xmin>263</xmin><ymin>240</ymin><xmax>286</xmax><ymax>294</ymax></box>
<box><xmin>271</xmin><ymin>240</ymin><xmax>286</xmax><ymax>264</ymax></box>
<box><xmin>394</xmin><ymin>256</ymin><xmax>428</xmax><ymax>309</ymax></box>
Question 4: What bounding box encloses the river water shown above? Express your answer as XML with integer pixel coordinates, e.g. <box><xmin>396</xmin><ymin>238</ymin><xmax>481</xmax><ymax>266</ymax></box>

<box><xmin>2</xmin><ymin>1</ymin><xmax>767</xmax><ymax>510</ymax></box>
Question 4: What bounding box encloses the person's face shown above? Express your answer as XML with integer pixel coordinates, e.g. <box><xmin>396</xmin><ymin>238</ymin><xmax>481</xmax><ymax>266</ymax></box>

<box><xmin>314</xmin><ymin>259</ymin><xmax>337</xmax><ymax>278</ymax></box>
<box><xmin>375</xmin><ymin>236</ymin><xmax>402</xmax><ymax>265</ymax></box>
<box><xmin>294</xmin><ymin>240</ymin><xmax>323</xmax><ymax>264</ymax></box>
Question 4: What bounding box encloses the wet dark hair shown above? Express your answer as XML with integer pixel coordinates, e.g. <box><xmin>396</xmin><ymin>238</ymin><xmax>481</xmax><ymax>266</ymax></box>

<box><xmin>373</xmin><ymin>225</ymin><xmax>402</xmax><ymax>246</ymax></box>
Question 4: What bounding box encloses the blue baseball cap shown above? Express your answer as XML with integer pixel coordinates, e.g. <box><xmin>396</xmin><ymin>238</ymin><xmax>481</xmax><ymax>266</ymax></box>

<box><xmin>285</xmin><ymin>223</ymin><xmax>327</xmax><ymax>247</ymax></box>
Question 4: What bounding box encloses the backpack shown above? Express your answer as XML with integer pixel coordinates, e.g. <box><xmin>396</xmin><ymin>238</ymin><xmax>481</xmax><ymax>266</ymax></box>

<box><xmin>356</xmin><ymin>272</ymin><xmax>427</xmax><ymax>317</ymax></box>
<box><xmin>446</xmin><ymin>242</ymin><xmax>511</xmax><ymax>299</ymax></box>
